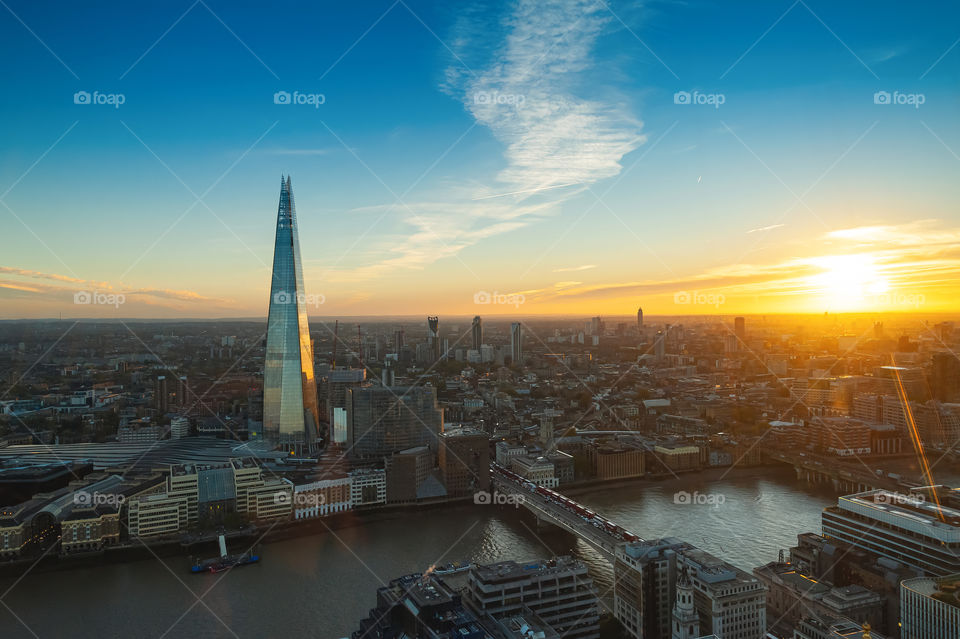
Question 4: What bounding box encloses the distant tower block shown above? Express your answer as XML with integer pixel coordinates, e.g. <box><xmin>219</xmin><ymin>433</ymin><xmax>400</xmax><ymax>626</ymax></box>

<box><xmin>734</xmin><ymin>316</ymin><xmax>745</xmax><ymax>341</ymax></box>
<box><xmin>472</xmin><ymin>315</ymin><xmax>483</xmax><ymax>352</ymax></box>
<box><xmin>427</xmin><ymin>316</ymin><xmax>440</xmax><ymax>362</ymax></box>
<box><xmin>637</xmin><ymin>307</ymin><xmax>643</xmax><ymax>330</ymax></box>
<box><xmin>510</xmin><ymin>322</ymin><xmax>524</xmax><ymax>365</ymax></box>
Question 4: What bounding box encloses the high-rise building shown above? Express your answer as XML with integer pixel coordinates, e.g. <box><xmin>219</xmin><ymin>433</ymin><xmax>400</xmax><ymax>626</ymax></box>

<box><xmin>734</xmin><ymin>316</ymin><xmax>745</xmax><ymax>340</ymax></box>
<box><xmin>931</xmin><ymin>351</ymin><xmax>960</xmax><ymax>402</ymax></box>
<box><xmin>615</xmin><ymin>538</ymin><xmax>689</xmax><ymax>639</ymax></box>
<box><xmin>175</xmin><ymin>375</ymin><xmax>188</xmax><ymax>411</ymax></box>
<box><xmin>901</xmin><ymin>574</ymin><xmax>960</xmax><ymax>639</ymax></box>
<box><xmin>590</xmin><ymin>316</ymin><xmax>603</xmax><ymax>336</ymax></box>
<box><xmin>471</xmin><ymin>315</ymin><xmax>483</xmax><ymax>352</ymax></box>
<box><xmin>263</xmin><ymin>176</ymin><xmax>320</xmax><ymax>453</ymax></box>
<box><xmin>154</xmin><ymin>376</ymin><xmax>168</xmax><ymax>414</ymax></box>
<box><xmin>510</xmin><ymin>322</ymin><xmax>523</xmax><ymax>365</ymax></box>
<box><xmin>637</xmin><ymin>307</ymin><xmax>643</xmax><ymax>331</ymax></box>
<box><xmin>615</xmin><ymin>540</ymin><xmax>765</xmax><ymax>639</ymax></box>
<box><xmin>346</xmin><ymin>385</ymin><xmax>443</xmax><ymax>459</ymax></box>
<box><xmin>427</xmin><ymin>316</ymin><xmax>440</xmax><ymax>362</ymax></box>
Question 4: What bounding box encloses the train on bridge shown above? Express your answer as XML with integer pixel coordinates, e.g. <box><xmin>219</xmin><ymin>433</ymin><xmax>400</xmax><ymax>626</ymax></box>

<box><xmin>492</xmin><ymin>463</ymin><xmax>641</xmax><ymax>543</ymax></box>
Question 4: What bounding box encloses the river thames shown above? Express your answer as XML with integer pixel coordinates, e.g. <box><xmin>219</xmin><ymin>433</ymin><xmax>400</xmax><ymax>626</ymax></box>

<box><xmin>0</xmin><ymin>468</ymin><xmax>837</xmax><ymax>638</ymax></box>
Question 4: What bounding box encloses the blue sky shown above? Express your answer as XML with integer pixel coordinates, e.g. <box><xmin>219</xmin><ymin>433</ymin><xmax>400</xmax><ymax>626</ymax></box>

<box><xmin>1</xmin><ymin>0</ymin><xmax>959</xmax><ymax>317</ymax></box>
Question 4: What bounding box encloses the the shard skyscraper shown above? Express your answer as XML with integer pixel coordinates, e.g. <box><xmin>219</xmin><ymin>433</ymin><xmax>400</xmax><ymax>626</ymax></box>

<box><xmin>263</xmin><ymin>176</ymin><xmax>320</xmax><ymax>453</ymax></box>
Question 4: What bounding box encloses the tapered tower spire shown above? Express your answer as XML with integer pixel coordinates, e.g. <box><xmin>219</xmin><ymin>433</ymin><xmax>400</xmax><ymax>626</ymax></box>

<box><xmin>263</xmin><ymin>176</ymin><xmax>320</xmax><ymax>453</ymax></box>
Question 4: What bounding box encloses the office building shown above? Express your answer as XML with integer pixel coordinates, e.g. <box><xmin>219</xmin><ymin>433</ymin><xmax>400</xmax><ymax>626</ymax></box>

<box><xmin>169</xmin><ymin>416</ymin><xmax>190</xmax><ymax>439</ymax></box>
<box><xmin>472</xmin><ymin>315</ymin><xmax>483</xmax><ymax>352</ymax></box>
<box><xmin>677</xmin><ymin>547</ymin><xmax>766</xmax><ymax>639</ymax></box>
<box><xmin>495</xmin><ymin>441</ymin><xmax>526</xmax><ymax>466</ymax></box>
<box><xmin>126</xmin><ymin>458</ymin><xmax>292</xmax><ymax>537</ymax></box>
<box><xmin>176</xmin><ymin>375</ymin><xmax>189</xmax><ymax>411</ymax></box>
<box><xmin>637</xmin><ymin>307</ymin><xmax>643</xmax><ymax>331</ymax></box>
<box><xmin>615</xmin><ymin>538</ymin><xmax>690</xmax><ymax>639</ymax></box>
<box><xmin>263</xmin><ymin>176</ymin><xmax>321</xmax><ymax>453</ymax></box>
<box><xmin>385</xmin><ymin>446</ymin><xmax>433</xmax><ymax>503</ymax></box>
<box><xmin>291</xmin><ymin>476</ymin><xmax>352</xmax><ymax>519</ymax></box>
<box><xmin>734</xmin><ymin>316</ymin><xmax>745</xmax><ymax>341</ymax></box>
<box><xmin>655</xmin><ymin>331</ymin><xmax>666</xmax><ymax>361</ymax></box>
<box><xmin>354</xmin><ymin>571</ymin><xmax>485</xmax><ymax>638</ymax></box>
<box><xmin>510</xmin><ymin>322</ymin><xmax>523</xmax><ymax>365</ymax></box>
<box><xmin>588</xmin><ymin>443</ymin><xmax>645</xmax><ymax>479</ymax></box>
<box><xmin>354</xmin><ymin>570</ymin><xmax>564</xmax><ymax>639</ymax></box>
<box><xmin>466</xmin><ymin>557</ymin><xmax>600</xmax><ymax>639</ymax></box>
<box><xmin>900</xmin><ymin>574</ymin><xmax>960</xmax><ymax>639</ymax></box>
<box><xmin>348</xmin><ymin>468</ymin><xmax>387</xmax><ymax>506</ymax></box>
<box><xmin>346</xmin><ymin>385</ymin><xmax>443</xmax><ymax>459</ymax></box>
<box><xmin>427</xmin><ymin>315</ymin><xmax>440</xmax><ymax>362</ymax></box>
<box><xmin>154</xmin><ymin>375</ymin><xmax>168</xmax><ymax>414</ymax></box>
<box><xmin>510</xmin><ymin>455</ymin><xmax>557</xmax><ymax>487</ymax></box>
<box><xmin>325</xmin><ymin>368</ymin><xmax>365</xmax><ymax>444</ymax></box>
<box><xmin>615</xmin><ymin>540</ymin><xmax>765</xmax><ymax>639</ymax></box>
<box><xmin>822</xmin><ymin>489</ymin><xmax>960</xmax><ymax>576</ymax></box>
<box><xmin>438</xmin><ymin>427</ymin><xmax>489</xmax><ymax>496</ymax></box>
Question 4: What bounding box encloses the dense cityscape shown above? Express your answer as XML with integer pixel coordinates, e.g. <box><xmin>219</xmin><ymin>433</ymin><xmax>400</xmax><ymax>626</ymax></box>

<box><xmin>1</xmin><ymin>181</ymin><xmax>959</xmax><ymax>638</ymax></box>
<box><xmin>3</xmin><ymin>1</ymin><xmax>960</xmax><ymax>638</ymax></box>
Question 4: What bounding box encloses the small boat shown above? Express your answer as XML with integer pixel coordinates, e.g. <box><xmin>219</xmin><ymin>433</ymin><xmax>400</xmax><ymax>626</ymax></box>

<box><xmin>190</xmin><ymin>534</ymin><xmax>260</xmax><ymax>574</ymax></box>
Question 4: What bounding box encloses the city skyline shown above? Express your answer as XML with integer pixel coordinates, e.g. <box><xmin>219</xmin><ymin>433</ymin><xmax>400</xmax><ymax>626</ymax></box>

<box><xmin>2</xmin><ymin>1</ymin><xmax>959</xmax><ymax>318</ymax></box>
<box><xmin>2</xmin><ymin>3</ymin><xmax>960</xmax><ymax>639</ymax></box>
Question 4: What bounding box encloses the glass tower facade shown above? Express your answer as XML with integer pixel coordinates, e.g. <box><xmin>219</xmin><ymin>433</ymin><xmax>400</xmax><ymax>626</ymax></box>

<box><xmin>263</xmin><ymin>176</ymin><xmax>320</xmax><ymax>453</ymax></box>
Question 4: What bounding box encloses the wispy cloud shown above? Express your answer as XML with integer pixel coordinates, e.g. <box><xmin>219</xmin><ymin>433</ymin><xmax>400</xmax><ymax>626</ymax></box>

<box><xmin>0</xmin><ymin>267</ymin><xmax>230</xmax><ymax>309</ymax></box>
<box><xmin>746</xmin><ymin>223</ymin><xmax>784</xmax><ymax>234</ymax></box>
<box><xmin>553</xmin><ymin>264</ymin><xmax>597</xmax><ymax>272</ymax></box>
<box><xmin>325</xmin><ymin>0</ymin><xmax>644</xmax><ymax>282</ymax></box>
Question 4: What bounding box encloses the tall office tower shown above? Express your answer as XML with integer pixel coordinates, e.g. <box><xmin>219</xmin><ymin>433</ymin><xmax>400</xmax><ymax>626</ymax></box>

<box><xmin>346</xmin><ymin>385</ymin><xmax>443</xmax><ymax>459</ymax></box>
<box><xmin>471</xmin><ymin>315</ymin><xmax>483</xmax><ymax>351</ymax></box>
<box><xmin>263</xmin><ymin>176</ymin><xmax>321</xmax><ymax>453</ymax></box>
<box><xmin>154</xmin><ymin>376</ymin><xmax>168</xmax><ymax>414</ymax></box>
<box><xmin>427</xmin><ymin>316</ymin><xmax>440</xmax><ymax>362</ymax></box>
<box><xmin>901</xmin><ymin>575</ymin><xmax>960</xmax><ymax>639</ymax></box>
<box><xmin>931</xmin><ymin>351</ymin><xmax>960</xmax><ymax>402</ymax></box>
<box><xmin>734</xmin><ymin>316</ymin><xmax>745</xmax><ymax>341</ymax></box>
<box><xmin>510</xmin><ymin>322</ymin><xmax>523</xmax><ymax>365</ymax></box>
<box><xmin>654</xmin><ymin>330</ymin><xmax>666</xmax><ymax>361</ymax></box>
<box><xmin>614</xmin><ymin>538</ymin><xmax>689</xmax><ymax>639</ymax></box>
<box><xmin>637</xmin><ymin>307</ymin><xmax>643</xmax><ymax>330</ymax></box>
<box><xmin>176</xmin><ymin>375</ymin><xmax>188</xmax><ymax>410</ymax></box>
<box><xmin>394</xmin><ymin>327</ymin><xmax>404</xmax><ymax>350</ymax></box>
<box><xmin>671</xmin><ymin>572</ymin><xmax>700</xmax><ymax>639</ymax></box>
<box><xmin>590</xmin><ymin>316</ymin><xmax>603</xmax><ymax>336</ymax></box>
